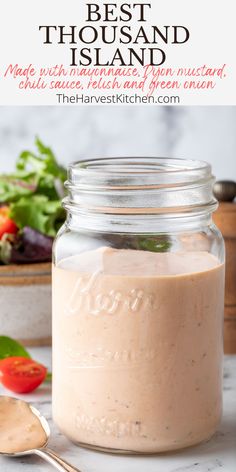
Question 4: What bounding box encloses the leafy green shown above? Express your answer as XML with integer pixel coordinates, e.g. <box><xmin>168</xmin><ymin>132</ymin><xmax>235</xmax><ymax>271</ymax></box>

<box><xmin>0</xmin><ymin>137</ymin><xmax>66</xmax><ymax>261</ymax></box>
<box><xmin>0</xmin><ymin>336</ymin><xmax>31</xmax><ymax>359</ymax></box>
<box><xmin>138</xmin><ymin>237</ymin><xmax>171</xmax><ymax>253</ymax></box>
<box><xmin>0</xmin><ymin>137</ymin><xmax>66</xmax><ymax>205</ymax></box>
<box><xmin>45</xmin><ymin>372</ymin><xmax>52</xmax><ymax>382</ymax></box>
<box><xmin>10</xmin><ymin>195</ymin><xmax>65</xmax><ymax>237</ymax></box>
<box><xmin>0</xmin><ymin>173</ymin><xmax>37</xmax><ymax>202</ymax></box>
<box><xmin>17</xmin><ymin>137</ymin><xmax>66</xmax><ymax>180</ymax></box>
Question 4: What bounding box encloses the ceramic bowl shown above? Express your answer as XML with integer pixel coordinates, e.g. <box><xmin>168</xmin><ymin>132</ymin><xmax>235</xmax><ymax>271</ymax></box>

<box><xmin>0</xmin><ymin>262</ymin><xmax>51</xmax><ymax>346</ymax></box>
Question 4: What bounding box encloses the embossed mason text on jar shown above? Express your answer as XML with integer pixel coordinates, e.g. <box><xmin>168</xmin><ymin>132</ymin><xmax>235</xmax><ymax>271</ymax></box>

<box><xmin>52</xmin><ymin>158</ymin><xmax>225</xmax><ymax>454</ymax></box>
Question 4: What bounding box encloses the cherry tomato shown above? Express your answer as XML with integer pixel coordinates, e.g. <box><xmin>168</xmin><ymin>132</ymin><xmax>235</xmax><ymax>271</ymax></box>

<box><xmin>0</xmin><ymin>206</ymin><xmax>18</xmax><ymax>239</ymax></box>
<box><xmin>0</xmin><ymin>357</ymin><xmax>47</xmax><ymax>393</ymax></box>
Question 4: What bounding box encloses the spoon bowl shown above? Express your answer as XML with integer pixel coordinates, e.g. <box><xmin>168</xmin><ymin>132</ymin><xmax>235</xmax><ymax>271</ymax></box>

<box><xmin>0</xmin><ymin>396</ymin><xmax>81</xmax><ymax>471</ymax></box>
<box><xmin>0</xmin><ymin>402</ymin><xmax>50</xmax><ymax>457</ymax></box>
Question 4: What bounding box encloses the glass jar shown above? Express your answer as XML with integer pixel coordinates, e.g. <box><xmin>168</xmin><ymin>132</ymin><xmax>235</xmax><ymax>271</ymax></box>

<box><xmin>52</xmin><ymin>157</ymin><xmax>225</xmax><ymax>454</ymax></box>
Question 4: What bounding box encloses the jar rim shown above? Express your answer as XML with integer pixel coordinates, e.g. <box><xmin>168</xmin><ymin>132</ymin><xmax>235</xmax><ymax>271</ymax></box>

<box><xmin>67</xmin><ymin>157</ymin><xmax>212</xmax><ymax>189</ymax></box>
<box><xmin>69</xmin><ymin>157</ymin><xmax>209</xmax><ymax>173</ymax></box>
<box><xmin>64</xmin><ymin>157</ymin><xmax>217</xmax><ymax>223</ymax></box>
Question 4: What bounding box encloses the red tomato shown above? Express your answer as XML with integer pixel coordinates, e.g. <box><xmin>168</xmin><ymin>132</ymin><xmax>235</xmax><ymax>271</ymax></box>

<box><xmin>0</xmin><ymin>357</ymin><xmax>47</xmax><ymax>393</ymax></box>
<box><xmin>0</xmin><ymin>206</ymin><xmax>18</xmax><ymax>238</ymax></box>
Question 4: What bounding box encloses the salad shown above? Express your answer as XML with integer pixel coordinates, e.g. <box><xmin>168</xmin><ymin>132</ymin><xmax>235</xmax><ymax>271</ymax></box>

<box><xmin>0</xmin><ymin>138</ymin><xmax>66</xmax><ymax>264</ymax></box>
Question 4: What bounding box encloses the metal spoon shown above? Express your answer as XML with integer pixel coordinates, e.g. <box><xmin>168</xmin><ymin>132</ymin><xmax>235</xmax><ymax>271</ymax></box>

<box><xmin>0</xmin><ymin>396</ymin><xmax>81</xmax><ymax>472</ymax></box>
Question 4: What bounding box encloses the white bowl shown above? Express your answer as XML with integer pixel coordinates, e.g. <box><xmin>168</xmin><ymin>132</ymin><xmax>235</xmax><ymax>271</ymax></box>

<box><xmin>0</xmin><ymin>262</ymin><xmax>51</xmax><ymax>346</ymax></box>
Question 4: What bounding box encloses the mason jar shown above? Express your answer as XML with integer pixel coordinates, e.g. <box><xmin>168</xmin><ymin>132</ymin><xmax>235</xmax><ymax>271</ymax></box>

<box><xmin>52</xmin><ymin>157</ymin><xmax>225</xmax><ymax>454</ymax></box>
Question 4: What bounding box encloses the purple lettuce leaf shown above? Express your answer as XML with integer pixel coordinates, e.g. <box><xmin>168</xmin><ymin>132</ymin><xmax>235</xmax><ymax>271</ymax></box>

<box><xmin>10</xmin><ymin>226</ymin><xmax>53</xmax><ymax>264</ymax></box>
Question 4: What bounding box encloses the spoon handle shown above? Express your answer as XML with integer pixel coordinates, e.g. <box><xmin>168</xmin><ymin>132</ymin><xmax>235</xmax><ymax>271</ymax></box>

<box><xmin>35</xmin><ymin>447</ymin><xmax>82</xmax><ymax>472</ymax></box>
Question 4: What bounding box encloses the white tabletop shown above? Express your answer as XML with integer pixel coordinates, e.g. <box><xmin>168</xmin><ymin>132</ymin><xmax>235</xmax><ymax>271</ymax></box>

<box><xmin>0</xmin><ymin>348</ymin><xmax>235</xmax><ymax>472</ymax></box>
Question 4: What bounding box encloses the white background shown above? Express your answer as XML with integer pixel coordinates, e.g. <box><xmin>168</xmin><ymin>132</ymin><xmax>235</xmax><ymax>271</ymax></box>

<box><xmin>0</xmin><ymin>106</ymin><xmax>235</xmax><ymax>180</ymax></box>
<box><xmin>0</xmin><ymin>0</ymin><xmax>235</xmax><ymax>105</ymax></box>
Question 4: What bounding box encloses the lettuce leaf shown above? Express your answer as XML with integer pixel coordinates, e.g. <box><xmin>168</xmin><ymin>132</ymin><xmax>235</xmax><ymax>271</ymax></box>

<box><xmin>0</xmin><ymin>137</ymin><xmax>66</xmax><ymax>204</ymax></box>
<box><xmin>10</xmin><ymin>195</ymin><xmax>65</xmax><ymax>237</ymax></box>
<box><xmin>0</xmin><ymin>173</ymin><xmax>37</xmax><ymax>202</ymax></box>
<box><xmin>17</xmin><ymin>137</ymin><xmax>66</xmax><ymax>181</ymax></box>
<box><xmin>0</xmin><ymin>137</ymin><xmax>66</xmax><ymax>243</ymax></box>
<box><xmin>10</xmin><ymin>227</ymin><xmax>53</xmax><ymax>263</ymax></box>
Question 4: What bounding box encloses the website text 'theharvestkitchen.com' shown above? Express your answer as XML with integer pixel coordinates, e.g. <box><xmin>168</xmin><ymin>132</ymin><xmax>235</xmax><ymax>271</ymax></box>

<box><xmin>56</xmin><ymin>93</ymin><xmax>181</xmax><ymax>105</ymax></box>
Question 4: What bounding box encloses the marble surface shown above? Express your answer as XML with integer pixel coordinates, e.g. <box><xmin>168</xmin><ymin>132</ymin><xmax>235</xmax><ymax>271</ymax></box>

<box><xmin>0</xmin><ymin>348</ymin><xmax>235</xmax><ymax>472</ymax></box>
<box><xmin>0</xmin><ymin>107</ymin><xmax>236</xmax><ymax>181</ymax></box>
